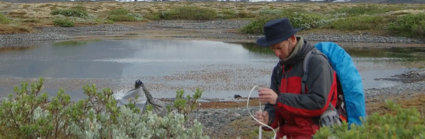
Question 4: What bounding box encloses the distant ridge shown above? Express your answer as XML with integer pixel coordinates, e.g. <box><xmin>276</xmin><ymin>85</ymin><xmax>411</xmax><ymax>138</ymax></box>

<box><xmin>1</xmin><ymin>0</ymin><xmax>423</xmax><ymax>3</ymax></box>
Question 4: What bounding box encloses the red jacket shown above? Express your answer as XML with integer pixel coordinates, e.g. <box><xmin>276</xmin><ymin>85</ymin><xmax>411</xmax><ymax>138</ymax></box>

<box><xmin>264</xmin><ymin>38</ymin><xmax>338</xmax><ymax>139</ymax></box>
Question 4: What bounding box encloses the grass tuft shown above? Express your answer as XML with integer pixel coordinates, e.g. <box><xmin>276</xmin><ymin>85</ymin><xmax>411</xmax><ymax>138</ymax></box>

<box><xmin>53</xmin><ymin>18</ymin><xmax>74</xmax><ymax>27</ymax></box>
<box><xmin>107</xmin><ymin>8</ymin><xmax>143</xmax><ymax>22</ymax></box>
<box><xmin>51</xmin><ymin>6</ymin><xmax>88</xmax><ymax>18</ymax></box>
<box><xmin>0</xmin><ymin>13</ymin><xmax>9</xmax><ymax>24</ymax></box>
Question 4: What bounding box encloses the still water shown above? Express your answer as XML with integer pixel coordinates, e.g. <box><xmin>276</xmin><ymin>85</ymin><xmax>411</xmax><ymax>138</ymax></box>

<box><xmin>0</xmin><ymin>39</ymin><xmax>424</xmax><ymax>100</ymax></box>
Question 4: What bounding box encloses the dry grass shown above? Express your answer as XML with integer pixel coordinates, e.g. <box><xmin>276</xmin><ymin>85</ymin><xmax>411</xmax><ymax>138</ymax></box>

<box><xmin>367</xmin><ymin>93</ymin><xmax>425</xmax><ymax>118</ymax></box>
<box><xmin>0</xmin><ymin>24</ymin><xmax>32</xmax><ymax>34</ymax></box>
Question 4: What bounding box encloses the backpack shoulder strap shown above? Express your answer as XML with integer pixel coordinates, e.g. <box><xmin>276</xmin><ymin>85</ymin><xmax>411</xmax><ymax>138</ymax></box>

<box><xmin>302</xmin><ymin>49</ymin><xmax>328</xmax><ymax>94</ymax></box>
<box><xmin>302</xmin><ymin>50</ymin><xmax>314</xmax><ymax>94</ymax></box>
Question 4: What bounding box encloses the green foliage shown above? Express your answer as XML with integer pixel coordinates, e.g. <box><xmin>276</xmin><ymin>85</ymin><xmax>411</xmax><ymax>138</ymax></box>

<box><xmin>51</xmin><ymin>6</ymin><xmax>88</xmax><ymax>17</ymax></box>
<box><xmin>314</xmin><ymin>101</ymin><xmax>425</xmax><ymax>138</ymax></box>
<box><xmin>107</xmin><ymin>8</ymin><xmax>143</xmax><ymax>22</ymax></box>
<box><xmin>173</xmin><ymin>88</ymin><xmax>203</xmax><ymax>118</ymax></box>
<box><xmin>241</xmin><ymin>8</ymin><xmax>327</xmax><ymax>34</ymax></box>
<box><xmin>0</xmin><ymin>78</ymin><xmax>209</xmax><ymax>138</ymax></box>
<box><xmin>241</xmin><ymin>16</ymin><xmax>278</xmax><ymax>35</ymax></box>
<box><xmin>327</xmin><ymin>15</ymin><xmax>385</xmax><ymax>31</ymax></box>
<box><xmin>160</xmin><ymin>6</ymin><xmax>217</xmax><ymax>20</ymax></box>
<box><xmin>286</xmin><ymin>12</ymin><xmax>327</xmax><ymax>30</ymax></box>
<box><xmin>0</xmin><ymin>13</ymin><xmax>10</xmax><ymax>24</ymax></box>
<box><xmin>53</xmin><ymin>18</ymin><xmax>74</xmax><ymax>27</ymax></box>
<box><xmin>387</xmin><ymin>13</ymin><xmax>425</xmax><ymax>38</ymax></box>
<box><xmin>333</xmin><ymin>4</ymin><xmax>399</xmax><ymax>16</ymax></box>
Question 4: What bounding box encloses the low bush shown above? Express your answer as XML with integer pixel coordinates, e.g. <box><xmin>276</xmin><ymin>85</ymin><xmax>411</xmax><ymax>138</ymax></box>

<box><xmin>387</xmin><ymin>13</ymin><xmax>425</xmax><ymax>38</ymax></box>
<box><xmin>241</xmin><ymin>8</ymin><xmax>327</xmax><ymax>34</ymax></box>
<box><xmin>314</xmin><ymin>101</ymin><xmax>425</xmax><ymax>138</ymax></box>
<box><xmin>107</xmin><ymin>8</ymin><xmax>143</xmax><ymax>22</ymax></box>
<box><xmin>53</xmin><ymin>18</ymin><xmax>74</xmax><ymax>27</ymax></box>
<box><xmin>51</xmin><ymin>6</ymin><xmax>88</xmax><ymax>17</ymax></box>
<box><xmin>160</xmin><ymin>6</ymin><xmax>217</xmax><ymax>20</ymax></box>
<box><xmin>287</xmin><ymin>12</ymin><xmax>327</xmax><ymax>30</ymax></box>
<box><xmin>0</xmin><ymin>13</ymin><xmax>9</xmax><ymax>24</ymax></box>
<box><xmin>241</xmin><ymin>16</ymin><xmax>278</xmax><ymax>34</ymax></box>
<box><xmin>0</xmin><ymin>78</ymin><xmax>209</xmax><ymax>138</ymax></box>
<box><xmin>326</xmin><ymin>15</ymin><xmax>385</xmax><ymax>31</ymax></box>
<box><xmin>333</xmin><ymin>4</ymin><xmax>399</xmax><ymax>16</ymax></box>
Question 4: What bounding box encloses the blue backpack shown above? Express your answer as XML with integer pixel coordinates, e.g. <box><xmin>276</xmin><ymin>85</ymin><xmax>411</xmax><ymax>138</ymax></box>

<box><xmin>302</xmin><ymin>42</ymin><xmax>366</xmax><ymax>126</ymax></box>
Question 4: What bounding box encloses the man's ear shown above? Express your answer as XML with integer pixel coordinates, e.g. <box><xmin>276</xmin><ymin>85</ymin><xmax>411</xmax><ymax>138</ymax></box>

<box><xmin>289</xmin><ymin>35</ymin><xmax>297</xmax><ymax>46</ymax></box>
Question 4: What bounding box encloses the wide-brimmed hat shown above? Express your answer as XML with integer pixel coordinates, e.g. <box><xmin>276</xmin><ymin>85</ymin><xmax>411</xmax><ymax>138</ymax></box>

<box><xmin>256</xmin><ymin>18</ymin><xmax>300</xmax><ymax>47</ymax></box>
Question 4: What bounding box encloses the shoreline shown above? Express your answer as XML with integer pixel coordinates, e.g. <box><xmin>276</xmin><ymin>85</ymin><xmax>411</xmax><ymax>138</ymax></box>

<box><xmin>1</xmin><ymin>20</ymin><xmax>424</xmax><ymax>49</ymax></box>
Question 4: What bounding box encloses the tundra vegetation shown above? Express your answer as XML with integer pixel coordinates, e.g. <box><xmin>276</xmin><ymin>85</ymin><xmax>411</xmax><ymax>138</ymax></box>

<box><xmin>314</xmin><ymin>101</ymin><xmax>425</xmax><ymax>138</ymax></box>
<box><xmin>0</xmin><ymin>2</ymin><xmax>424</xmax><ymax>39</ymax></box>
<box><xmin>0</xmin><ymin>78</ymin><xmax>208</xmax><ymax>138</ymax></box>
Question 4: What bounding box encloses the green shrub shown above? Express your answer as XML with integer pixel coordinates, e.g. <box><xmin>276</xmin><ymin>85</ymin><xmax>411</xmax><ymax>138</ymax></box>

<box><xmin>0</xmin><ymin>13</ymin><xmax>9</xmax><ymax>24</ymax></box>
<box><xmin>241</xmin><ymin>16</ymin><xmax>279</xmax><ymax>34</ymax></box>
<box><xmin>333</xmin><ymin>4</ymin><xmax>399</xmax><ymax>16</ymax></box>
<box><xmin>387</xmin><ymin>13</ymin><xmax>425</xmax><ymax>38</ymax></box>
<box><xmin>160</xmin><ymin>6</ymin><xmax>217</xmax><ymax>20</ymax></box>
<box><xmin>51</xmin><ymin>6</ymin><xmax>88</xmax><ymax>17</ymax></box>
<box><xmin>107</xmin><ymin>8</ymin><xmax>143</xmax><ymax>22</ymax></box>
<box><xmin>241</xmin><ymin>9</ymin><xmax>327</xmax><ymax>34</ymax></box>
<box><xmin>0</xmin><ymin>78</ymin><xmax>209</xmax><ymax>138</ymax></box>
<box><xmin>287</xmin><ymin>13</ymin><xmax>328</xmax><ymax>30</ymax></box>
<box><xmin>53</xmin><ymin>18</ymin><xmax>74</xmax><ymax>27</ymax></box>
<box><xmin>327</xmin><ymin>15</ymin><xmax>385</xmax><ymax>31</ymax></box>
<box><xmin>314</xmin><ymin>101</ymin><xmax>425</xmax><ymax>138</ymax></box>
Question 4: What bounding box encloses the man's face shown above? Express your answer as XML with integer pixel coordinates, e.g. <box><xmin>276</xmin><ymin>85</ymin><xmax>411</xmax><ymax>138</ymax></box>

<box><xmin>270</xmin><ymin>37</ymin><xmax>296</xmax><ymax>61</ymax></box>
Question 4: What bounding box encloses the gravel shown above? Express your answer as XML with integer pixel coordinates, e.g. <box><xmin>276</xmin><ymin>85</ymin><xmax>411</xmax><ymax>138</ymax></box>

<box><xmin>0</xmin><ymin>24</ymin><xmax>136</xmax><ymax>48</ymax></box>
<box><xmin>1</xmin><ymin>20</ymin><xmax>423</xmax><ymax>48</ymax></box>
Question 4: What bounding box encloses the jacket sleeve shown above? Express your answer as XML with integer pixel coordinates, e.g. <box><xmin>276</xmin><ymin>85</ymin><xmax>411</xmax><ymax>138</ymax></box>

<box><xmin>263</xmin><ymin>64</ymin><xmax>282</xmax><ymax>129</ymax></box>
<box><xmin>275</xmin><ymin>54</ymin><xmax>337</xmax><ymax>117</ymax></box>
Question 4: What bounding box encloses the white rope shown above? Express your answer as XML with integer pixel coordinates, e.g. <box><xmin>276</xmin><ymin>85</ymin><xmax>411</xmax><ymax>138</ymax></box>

<box><xmin>247</xmin><ymin>85</ymin><xmax>277</xmax><ymax>139</ymax></box>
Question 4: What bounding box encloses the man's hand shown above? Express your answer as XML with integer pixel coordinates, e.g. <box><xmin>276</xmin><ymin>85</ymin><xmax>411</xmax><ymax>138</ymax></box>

<box><xmin>258</xmin><ymin>88</ymin><xmax>278</xmax><ymax>104</ymax></box>
<box><xmin>255</xmin><ymin>111</ymin><xmax>269</xmax><ymax>125</ymax></box>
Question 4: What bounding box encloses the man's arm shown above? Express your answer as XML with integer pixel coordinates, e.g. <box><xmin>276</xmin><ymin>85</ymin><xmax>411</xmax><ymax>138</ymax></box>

<box><xmin>275</xmin><ymin>55</ymin><xmax>336</xmax><ymax>117</ymax></box>
<box><xmin>261</xmin><ymin>64</ymin><xmax>281</xmax><ymax>128</ymax></box>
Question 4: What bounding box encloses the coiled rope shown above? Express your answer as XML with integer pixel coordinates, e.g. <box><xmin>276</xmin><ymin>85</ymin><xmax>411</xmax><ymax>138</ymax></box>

<box><xmin>247</xmin><ymin>85</ymin><xmax>277</xmax><ymax>139</ymax></box>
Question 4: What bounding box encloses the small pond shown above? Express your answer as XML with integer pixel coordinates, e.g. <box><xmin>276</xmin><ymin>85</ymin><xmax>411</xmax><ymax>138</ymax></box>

<box><xmin>1</xmin><ymin>39</ymin><xmax>424</xmax><ymax>100</ymax></box>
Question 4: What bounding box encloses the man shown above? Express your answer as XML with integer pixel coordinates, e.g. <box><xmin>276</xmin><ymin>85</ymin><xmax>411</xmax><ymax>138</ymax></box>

<box><xmin>254</xmin><ymin>18</ymin><xmax>339</xmax><ymax>138</ymax></box>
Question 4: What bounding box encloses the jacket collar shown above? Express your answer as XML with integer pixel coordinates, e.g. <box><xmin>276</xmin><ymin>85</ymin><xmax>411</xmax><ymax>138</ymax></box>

<box><xmin>279</xmin><ymin>37</ymin><xmax>314</xmax><ymax>66</ymax></box>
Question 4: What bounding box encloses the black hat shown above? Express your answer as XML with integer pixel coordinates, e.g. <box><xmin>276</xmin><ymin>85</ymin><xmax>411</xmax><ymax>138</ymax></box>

<box><xmin>256</xmin><ymin>18</ymin><xmax>300</xmax><ymax>47</ymax></box>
